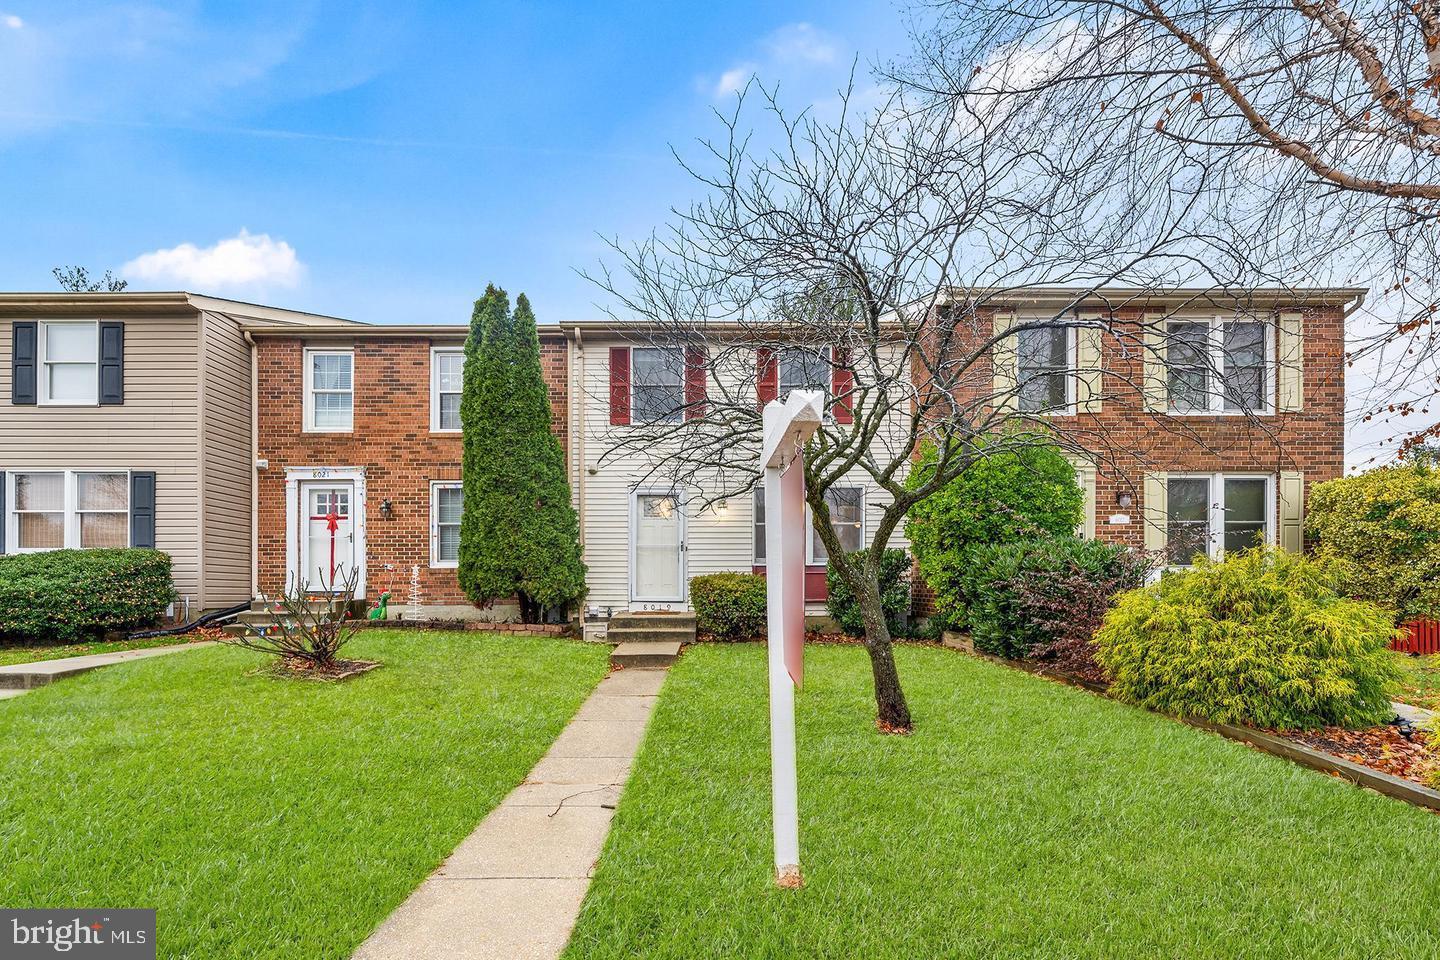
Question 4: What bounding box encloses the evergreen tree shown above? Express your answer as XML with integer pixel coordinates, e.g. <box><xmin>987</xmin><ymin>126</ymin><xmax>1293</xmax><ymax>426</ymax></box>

<box><xmin>457</xmin><ymin>286</ymin><xmax>587</xmax><ymax>621</ymax></box>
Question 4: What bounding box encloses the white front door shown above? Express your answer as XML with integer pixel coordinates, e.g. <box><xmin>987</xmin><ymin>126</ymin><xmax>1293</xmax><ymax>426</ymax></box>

<box><xmin>300</xmin><ymin>482</ymin><xmax>356</xmax><ymax>592</ymax></box>
<box><xmin>632</xmin><ymin>492</ymin><xmax>685</xmax><ymax>602</ymax></box>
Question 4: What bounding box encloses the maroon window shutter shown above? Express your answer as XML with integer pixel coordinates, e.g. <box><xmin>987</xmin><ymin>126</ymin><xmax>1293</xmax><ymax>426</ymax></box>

<box><xmin>756</xmin><ymin>348</ymin><xmax>778</xmax><ymax>408</ymax></box>
<box><xmin>684</xmin><ymin>345</ymin><xmax>708</xmax><ymax>420</ymax></box>
<box><xmin>832</xmin><ymin>347</ymin><xmax>854</xmax><ymax>424</ymax></box>
<box><xmin>609</xmin><ymin>347</ymin><xmax>631</xmax><ymax>425</ymax></box>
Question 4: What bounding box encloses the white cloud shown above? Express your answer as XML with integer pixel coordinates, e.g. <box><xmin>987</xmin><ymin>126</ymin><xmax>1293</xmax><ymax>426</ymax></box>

<box><xmin>3</xmin><ymin>14</ymin><xmax>22</xmax><ymax>30</ymax></box>
<box><xmin>713</xmin><ymin>63</ymin><xmax>756</xmax><ymax>98</ymax></box>
<box><xmin>122</xmin><ymin>229</ymin><xmax>304</xmax><ymax>290</ymax></box>
<box><xmin>763</xmin><ymin>23</ymin><xmax>835</xmax><ymax>65</ymax></box>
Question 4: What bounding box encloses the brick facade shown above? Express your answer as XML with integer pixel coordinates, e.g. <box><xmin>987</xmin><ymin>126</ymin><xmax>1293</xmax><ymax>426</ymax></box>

<box><xmin>254</xmin><ymin>332</ymin><xmax>568</xmax><ymax>606</ymax></box>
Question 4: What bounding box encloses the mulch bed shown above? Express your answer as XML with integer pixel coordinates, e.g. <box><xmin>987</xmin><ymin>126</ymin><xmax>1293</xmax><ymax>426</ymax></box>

<box><xmin>256</xmin><ymin>658</ymin><xmax>381</xmax><ymax>682</ymax></box>
<box><xmin>1278</xmin><ymin>725</ymin><xmax>1438</xmax><ymax>787</ymax></box>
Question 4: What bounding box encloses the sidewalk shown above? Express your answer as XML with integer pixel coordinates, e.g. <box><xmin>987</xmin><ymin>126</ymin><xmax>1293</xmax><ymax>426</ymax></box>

<box><xmin>0</xmin><ymin>641</ymin><xmax>216</xmax><ymax>697</ymax></box>
<box><xmin>353</xmin><ymin>666</ymin><xmax>668</xmax><ymax>960</ymax></box>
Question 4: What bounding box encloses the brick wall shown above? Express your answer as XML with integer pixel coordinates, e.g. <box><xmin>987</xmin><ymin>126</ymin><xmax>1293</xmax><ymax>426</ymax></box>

<box><xmin>255</xmin><ymin>333</ymin><xmax>568</xmax><ymax>605</ymax></box>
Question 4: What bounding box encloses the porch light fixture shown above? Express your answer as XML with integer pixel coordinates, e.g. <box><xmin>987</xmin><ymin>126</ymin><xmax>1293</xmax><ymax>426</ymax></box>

<box><xmin>716</xmin><ymin>499</ymin><xmax>729</xmax><ymax>515</ymax></box>
<box><xmin>380</xmin><ymin>498</ymin><xmax>394</xmax><ymax>519</ymax></box>
<box><xmin>1116</xmin><ymin>492</ymin><xmax>1133</xmax><ymax>508</ymax></box>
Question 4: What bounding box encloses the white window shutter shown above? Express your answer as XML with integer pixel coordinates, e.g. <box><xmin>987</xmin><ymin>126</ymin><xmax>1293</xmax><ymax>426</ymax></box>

<box><xmin>1075</xmin><ymin>325</ymin><xmax>1103</xmax><ymax>413</ymax></box>
<box><xmin>1279</xmin><ymin>470</ymin><xmax>1305</xmax><ymax>552</ymax></box>
<box><xmin>991</xmin><ymin>312</ymin><xmax>1018</xmax><ymax>413</ymax></box>
<box><xmin>1143</xmin><ymin>472</ymin><xmax>1167</xmax><ymax>553</ymax></box>
<box><xmin>1277</xmin><ymin>311</ymin><xmax>1304</xmax><ymax>412</ymax></box>
<box><xmin>1142</xmin><ymin>313</ymin><xmax>1167</xmax><ymax>413</ymax></box>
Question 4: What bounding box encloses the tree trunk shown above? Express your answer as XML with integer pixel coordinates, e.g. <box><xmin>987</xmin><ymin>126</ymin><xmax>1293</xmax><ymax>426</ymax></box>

<box><xmin>517</xmin><ymin>592</ymin><xmax>541</xmax><ymax>624</ymax></box>
<box><xmin>853</xmin><ymin>572</ymin><xmax>913</xmax><ymax>731</ymax></box>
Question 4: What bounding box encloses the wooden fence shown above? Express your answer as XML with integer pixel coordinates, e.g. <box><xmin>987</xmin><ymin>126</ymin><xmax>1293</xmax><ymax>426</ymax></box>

<box><xmin>1392</xmin><ymin>619</ymin><xmax>1440</xmax><ymax>655</ymax></box>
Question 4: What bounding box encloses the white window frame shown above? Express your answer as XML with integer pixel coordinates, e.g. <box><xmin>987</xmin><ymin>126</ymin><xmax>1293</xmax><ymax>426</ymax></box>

<box><xmin>630</xmin><ymin>346</ymin><xmax>686</xmax><ymax>425</ymax></box>
<box><xmin>304</xmin><ymin>349</ymin><xmax>355</xmax><ymax>433</ymax></box>
<box><xmin>1016</xmin><ymin>322</ymin><xmax>1076</xmax><ymax>416</ymax></box>
<box><xmin>752</xmin><ymin>483</ymin><xmax>865</xmax><ymax>565</ymax></box>
<box><xmin>4</xmin><ymin>468</ymin><xmax>131</xmax><ymax>553</ymax></box>
<box><xmin>430</xmin><ymin>347</ymin><xmax>464</xmax><ymax>433</ymax></box>
<box><xmin>429</xmin><ymin>480</ymin><xmax>462</xmax><ymax>568</ymax></box>
<box><xmin>38</xmin><ymin>320</ymin><xmax>99</xmax><ymax>406</ymax></box>
<box><xmin>1166</xmin><ymin>315</ymin><xmax>1273</xmax><ymax>416</ymax></box>
<box><xmin>1164</xmin><ymin>472</ymin><xmax>1274</xmax><ymax>566</ymax></box>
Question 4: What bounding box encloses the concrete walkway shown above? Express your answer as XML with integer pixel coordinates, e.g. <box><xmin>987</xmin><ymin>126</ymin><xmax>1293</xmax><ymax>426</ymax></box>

<box><xmin>0</xmin><ymin>641</ymin><xmax>216</xmax><ymax>695</ymax></box>
<box><xmin>353</xmin><ymin>666</ymin><xmax>668</xmax><ymax>960</ymax></box>
<box><xmin>1393</xmin><ymin>699</ymin><xmax>1436</xmax><ymax>726</ymax></box>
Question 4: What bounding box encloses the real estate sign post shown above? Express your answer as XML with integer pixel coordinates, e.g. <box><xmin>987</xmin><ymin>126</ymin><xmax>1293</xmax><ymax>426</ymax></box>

<box><xmin>759</xmin><ymin>389</ymin><xmax>824</xmax><ymax>888</ymax></box>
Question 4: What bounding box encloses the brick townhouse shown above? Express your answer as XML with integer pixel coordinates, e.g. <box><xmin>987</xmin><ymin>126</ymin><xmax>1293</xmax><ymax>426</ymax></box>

<box><xmin>248</xmin><ymin>324</ymin><xmax>568</xmax><ymax>613</ymax></box>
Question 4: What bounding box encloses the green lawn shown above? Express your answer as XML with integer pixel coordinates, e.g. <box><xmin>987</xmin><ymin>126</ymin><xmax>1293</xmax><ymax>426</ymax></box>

<box><xmin>0</xmin><ymin>630</ymin><xmax>608</xmax><ymax>960</ymax></box>
<box><xmin>566</xmin><ymin>644</ymin><xmax>1440</xmax><ymax>960</ymax></box>
<box><xmin>0</xmin><ymin>634</ymin><xmax>208</xmax><ymax>667</ymax></box>
<box><xmin>1392</xmin><ymin>651</ymin><xmax>1440</xmax><ymax>713</ymax></box>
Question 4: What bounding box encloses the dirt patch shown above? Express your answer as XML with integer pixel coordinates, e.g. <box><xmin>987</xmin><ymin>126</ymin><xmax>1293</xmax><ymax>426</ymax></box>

<box><xmin>256</xmin><ymin>658</ymin><xmax>381</xmax><ymax>682</ymax></box>
<box><xmin>1277</xmin><ymin>725</ymin><xmax>1437</xmax><ymax>787</ymax></box>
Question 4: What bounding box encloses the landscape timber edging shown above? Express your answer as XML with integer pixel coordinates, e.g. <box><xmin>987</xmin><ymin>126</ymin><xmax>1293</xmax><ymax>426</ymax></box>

<box><xmin>957</xmin><ymin>648</ymin><xmax>1440</xmax><ymax>814</ymax></box>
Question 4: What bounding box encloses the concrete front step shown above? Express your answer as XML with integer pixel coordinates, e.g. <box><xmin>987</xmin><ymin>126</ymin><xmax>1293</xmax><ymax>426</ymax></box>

<box><xmin>248</xmin><ymin>597</ymin><xmax>359</xmax><ymax>615</ymax></box>
<box><xmin>606</xmin><ymin>629</ymin><xmax>695</xmax><ymax>647</ymax></box>
<box><xmin>609</xmin><ymin>613</ymin><xmax>696</xmax><ymax>629</ymax></box>
<box><xmin>610</xmin><ymin>641</ymin><xmax>682</xmax><ymax>669</ymax></box>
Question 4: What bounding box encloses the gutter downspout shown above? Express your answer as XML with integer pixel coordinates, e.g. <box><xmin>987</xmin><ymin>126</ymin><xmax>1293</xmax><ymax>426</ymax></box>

<box><xmin>244</xmin><ymin>330</ymin><xmax>259</xmax><ymax>599</ymax></box>
<box><xmin>573</xmin><ymin>328</ymin><xmax>586</xmax><ymax>552</ymax></box>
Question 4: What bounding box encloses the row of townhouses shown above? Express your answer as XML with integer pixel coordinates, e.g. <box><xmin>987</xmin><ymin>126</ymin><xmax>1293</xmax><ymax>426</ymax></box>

<box><xmin>0</xmin><ymin>287</ymin><xmax>1356</xmax><ymax>621</ymax></box>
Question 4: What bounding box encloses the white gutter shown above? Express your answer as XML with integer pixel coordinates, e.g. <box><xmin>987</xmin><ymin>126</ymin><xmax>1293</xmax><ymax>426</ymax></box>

<box><xmin>573</xmin><ymin>327</ymin><xmax>586</xmax><ymax>551</ymax></box>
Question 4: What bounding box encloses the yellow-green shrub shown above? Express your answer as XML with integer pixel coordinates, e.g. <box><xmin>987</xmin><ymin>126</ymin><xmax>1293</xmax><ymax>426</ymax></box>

<box><xmin>1095</xmin><ymin>547</ymin><xmax>1400</xmax><ymax>730</ymax></box>
<box><xmin>1307</xmin><ymin>461</ymin><xmax>1440</xmax><ymax>621</ymax></box>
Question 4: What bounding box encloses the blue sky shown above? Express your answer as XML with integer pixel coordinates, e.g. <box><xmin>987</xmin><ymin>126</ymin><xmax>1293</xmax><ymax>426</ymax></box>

<box><xmin>0</xmin><ymin>1</ymin><xmax>913</xmax><ymax>324</ymax></box>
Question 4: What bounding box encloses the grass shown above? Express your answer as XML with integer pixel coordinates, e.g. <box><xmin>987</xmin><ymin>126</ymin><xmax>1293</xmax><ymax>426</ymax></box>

<box><xmin>0</xmin><ymin>630</ymin><xmax>608</xmax><ymax>960</ymax></box>
<box><xmin>0</xmin><ymin>634</ymin><xmax>207</xmax><ymax>667</ymax></box>
<box><xmin>1392</xmin><ymin>651</ymin><xmax>1440</xmax><ymax>713</ymax></box>
<box><xmin>566</xmin><ymin>643</ymin><xmax>1440</xmax><ymax>960</ymax></box>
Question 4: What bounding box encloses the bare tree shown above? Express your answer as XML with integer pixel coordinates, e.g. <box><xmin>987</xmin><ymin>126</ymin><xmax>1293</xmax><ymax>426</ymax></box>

<box><xmin>900</xmin><ymin>0</ymin><xmax>1440</xmax><ymax>456</ymax></box>
<box><xmin>584</xmin><ymin>78</ymin><xmax>1279</xmax><ymax>730</ymax></box>
<box><xmin>53</xmin><ymin>266</ymin><xmax>128</xmax><ymax>292</ymax></box>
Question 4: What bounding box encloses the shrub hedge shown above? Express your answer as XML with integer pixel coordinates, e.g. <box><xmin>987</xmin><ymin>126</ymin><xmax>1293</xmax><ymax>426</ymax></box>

<box><xmin>825</xmin><ymin>548</ymin><xmax>911</xmax><ymax>637</ymax></box>
<box><xmin>957</xmin><ymin>536</ymin><xmax>1151</xmax><ymax>664</ymax></box>
<box><xmin>1095</xmin><ymin>547</ymin><xmax>1400</xmax><ymax>730</ymax></box>
<box><xmin>0</xmin><ymin>548</ymin><xmax>175</xmax><ymax>644</ymax></box>
<box><xmin>690</xmin><ymin>572</ymin><xmax>767</xmax><ymax>640</ymax></box>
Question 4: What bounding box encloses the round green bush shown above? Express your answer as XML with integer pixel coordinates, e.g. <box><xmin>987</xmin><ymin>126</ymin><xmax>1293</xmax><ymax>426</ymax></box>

<box><xmin>905</xmin><ymin>434</ymin><xmax>1084</xmax><ymax>629</ymax></box>
<box><xmin>1307</xmin><ymin>461</ymin><xmax>1440</xmax><ymax>622</ymax></box>
<box><xmin>0</xmin><ymin>548</ymin><xmax>175</xmax><ymax>644</ymax></box>
<box><xmin>690</xmin><ymin>572</ymin><xmax>767</xmax><ymax>640</ymax></box>
<box><xmin>825</xmin><ymin>548</ymin><xmax>911</xmax><ymax>637</ymax></box>
<box><xmin>1095</xmin><ymin>547</ymin><xmax>1400</xmax><ymax>730</ymax></box>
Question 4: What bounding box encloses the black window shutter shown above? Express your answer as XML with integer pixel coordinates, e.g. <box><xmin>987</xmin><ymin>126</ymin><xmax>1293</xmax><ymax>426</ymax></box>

<box><xmin>11</xmin><ymin>321</ymin><xmax>37</xmax><ymax>405</ymax></box>
<box><xmin>99</xmin><ymin>321</ymin><xmax>124</xmax><ymax>405</ymax></box>
<box><xmin>130</xmin><ymin>471</ymin><xmax>156</xmax><ymax>548</ymax></box>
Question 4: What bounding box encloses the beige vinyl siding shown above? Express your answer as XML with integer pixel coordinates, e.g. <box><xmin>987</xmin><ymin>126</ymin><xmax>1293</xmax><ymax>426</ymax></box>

<box><xmin>574</xmin><ymin>338</ymin><xmax>910</xmax><ymax>614</ymax></box>
<box><xmin>0</xmin><ymin>315</ymin><xmax>203</xmax><ymax>603</ymax></box>
<box><xmin>199</xmin><ymin>311</ymin><xmax>253</xmax><ymax>606</ymax></box>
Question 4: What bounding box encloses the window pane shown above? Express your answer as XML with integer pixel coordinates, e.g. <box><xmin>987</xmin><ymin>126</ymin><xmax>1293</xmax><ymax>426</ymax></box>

<box><xmin>1223</xmin><ymin>322</ymin><xmax>1265</xmax><ymax>367</ymax></box>
<box><xmin>1223</xmin><ymin>368</ymin><xmax>1265</xmax><ymax>412</ymax></box>
<box><xmin>633</xmin><ymin>348</ymin><xmax>682</xmax><ymax>387</ymax></box>
<box><xmin>1223</xmin><ymin>478</ymin><xmax>1267</xmax><ymax>553</ymax></box>
<box><xmin>18</xmin><ymin>512</ymin><xmax>63</xmax><ymax>549</ymax></box>
<box><xmin>45</xmin><ymin>323</ymin><xmax>96</xmax><ymax>362</ymax></box>
<box><xmin>754</xmin><ymin>487</ymin><xmax>766</xmax><ymax>562</ymax></box>
<box><xmin>439</xmin><ymin>392</ymin><xmax>461</xmax><ymax>430</ymax></box>
<box><xmin>815</xmin><ymin>487</ymin><xmax>863</xmax><ymax>561</ymax></box>
<box><xmin>633</xmin><ymin>385</ymin><xmax>683</xmax><ymax>423</ymax></box>
<box><xmin>1167</xmin><ymin>322</ymin><xmax>1210</xmax><ymax>412</ymax></box>
<box><xmin>48</xmin><ymin>362</ymin><xmax>97</xmax><ymax>402</ymax></box>
<box><xmin>312</xmin><ymin>354</ymin><xmax>353</xmax><ymax>390</ymax></box>
<box><xmin>80</xmin><ymin>512</ymin><xmax>128</xmax><ymax>548</ymax></box>
<box><xmin>436</xmin><ymin>486</ymin><xmax>463</xmax><ymax>524</ymax></box>
<box><xmin>312</xmin><ymin>391</ymin><xmax>353</xmax><ymax>429</ymax></box>
<box><xmin>1019</xmin><ymin>326</ymin><xmax>1067</xmax><ymax>369</ymax></box>
<box><xmin>436</xmin><ymin>352</ymin><xmax>464</xmax><ymax>392</ymax></box>
<box><xmin>437</xmin><ymin>524</ymin><xmax>460</xmax><ymax>562</ymax></box>
<box><xmin>1166</xmin><ymin>477</ymin><xmax>1210</xmax><ymax>565</ymax></box>
<box><xmin>779</xmin><ymin>348</ymin><xmax>829</xmax><ymax>394</ymax></box>
<box><xmin>1019</xmin><ymin>372</ymin><xmax>1067</xmax><ymax>412</ymax></box>
<box><xmin>15</xmin><ymin>473</ymin><xmax>63</xmax><ymax>511</ymax></box>
<box><xmin>77</xmin><ymin>473</ymin><xmax>127</xmax><ymax>511</ymax></box>
<box><xmin>1222</xmin><ymin>321</ymin><xmax>1266</xmax><ymax>412</ymax></box>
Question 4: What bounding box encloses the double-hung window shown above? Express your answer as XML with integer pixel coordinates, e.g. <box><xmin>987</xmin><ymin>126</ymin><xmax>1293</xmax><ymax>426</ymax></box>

<box><xmin>40</xmin><ymin>321</ymin><xmax>99</xmax><ymax>405</ymax></box>
<box><xmin>431</xmin><ymin>349</ymin><xmax>464</xmax><ymax>432</ymax></box>
<box><xmin>430</xmin><ymin>482</ymin><xmax>462</xmax><ymax>567</ymax></box>
<box><xmin>753</xmin><ymin>484</ymin><xmax>864</xmax><ymax>564</ymax></box>
<box><xmin>1165</xmin><ymin>474</ymin><xmax>1271</xmax><ymax>565</ymax></box>
<box><xmin>631</xmin><ymin>347</ymin><xmax>684</xmax><ymax>423</ymax></box>
<box><xmin>1166</xmin><ymin>316</ymin><xmax>1270</xmax><ymax>414</ymax></box>
<box><xmin>7</xmin><ymin>470</ymin><xmax>129</xmax><ymax>551</ymax></box>
<box><xmin>305</xmin><ymin>350</ymin><xmax>354</xmax><ymax>432</ymax></box>
<box><xmin>1017</xmin><ymin>325</ymin><xmax>1071</xmax><ymax>413</ymax></box>
<box><xmin>779</xmin><ymin>347</ymin><xmax>830</xmax><ymax>400</ymax></box>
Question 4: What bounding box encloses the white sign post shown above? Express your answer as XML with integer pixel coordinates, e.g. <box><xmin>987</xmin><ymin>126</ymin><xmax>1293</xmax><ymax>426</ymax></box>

<box><xmin>759</xmin><ymin>389</ymin><xmax>824</xmax><ymax>888</ymax></box>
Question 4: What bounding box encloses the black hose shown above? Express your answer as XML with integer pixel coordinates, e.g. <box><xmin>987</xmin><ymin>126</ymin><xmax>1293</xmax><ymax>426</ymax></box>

<box><xmin>128</xmin><ymin>600</ymin><xmax>251</xmax><ymax>640</ymax></box>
